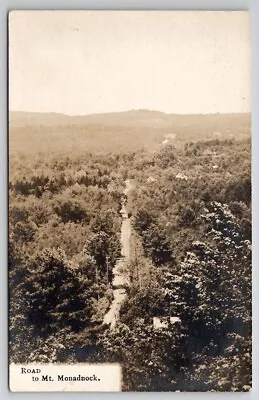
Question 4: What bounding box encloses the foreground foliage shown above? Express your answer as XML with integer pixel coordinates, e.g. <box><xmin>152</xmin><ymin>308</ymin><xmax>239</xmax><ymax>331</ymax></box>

<box><xmin>9</xmin><ymin>135</ymin><xmax>251</xmax><ymax>391</ymax></box>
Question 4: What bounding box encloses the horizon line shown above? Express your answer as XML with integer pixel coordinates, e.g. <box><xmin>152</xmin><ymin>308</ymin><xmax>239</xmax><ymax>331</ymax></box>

<box><xmin>9</xmin><ymin>109</ymin><xmax>252</xmax><ymax>118</ymax></box>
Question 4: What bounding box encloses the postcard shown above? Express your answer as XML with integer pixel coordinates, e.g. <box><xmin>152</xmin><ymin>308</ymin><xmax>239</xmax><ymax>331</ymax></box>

<box><xmin>8</xmin><ymin>10</ymin><xmax>251</xmax><ymax>392</ymax></box>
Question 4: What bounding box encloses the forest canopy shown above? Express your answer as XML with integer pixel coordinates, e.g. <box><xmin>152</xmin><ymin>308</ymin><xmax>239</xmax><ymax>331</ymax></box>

<box><xmin>9</xmin><ymin>112</ymin><xmax>251</xmax><ymax>391</ymax></box>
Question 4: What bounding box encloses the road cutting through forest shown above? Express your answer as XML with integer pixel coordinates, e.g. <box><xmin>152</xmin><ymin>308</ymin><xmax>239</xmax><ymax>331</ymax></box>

<box><xmin>103</xmin><ymin>180</ymin><xmax>133</xmax><ymax>329</ymax></box>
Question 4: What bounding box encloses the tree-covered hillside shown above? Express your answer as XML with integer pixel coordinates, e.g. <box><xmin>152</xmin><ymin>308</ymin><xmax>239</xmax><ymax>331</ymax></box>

<box><xmin>9</xmin><ymin>114</ymin><xmax>251</xmax><ymax>391</ymax></box>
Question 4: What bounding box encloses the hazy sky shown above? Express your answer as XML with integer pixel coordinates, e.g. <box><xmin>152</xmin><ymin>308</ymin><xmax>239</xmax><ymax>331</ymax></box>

<box><xmin>9</xmin><ymin>11</ymin><xmax>250</xmax><ymax>115</ymax></box>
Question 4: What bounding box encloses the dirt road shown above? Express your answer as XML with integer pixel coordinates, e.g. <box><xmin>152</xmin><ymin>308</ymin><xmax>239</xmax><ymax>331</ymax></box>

<box><xmin>103</xmin><ymin>180</ymin><xmax>132</xmax><ymax>328</ymax></box>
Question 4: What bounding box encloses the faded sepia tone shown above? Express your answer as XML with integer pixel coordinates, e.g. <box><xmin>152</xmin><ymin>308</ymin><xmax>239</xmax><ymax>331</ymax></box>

<box><xmin>9</xmin><ymin>11</ymin><xmax>251</xmax><ymax>392</ymax></box>
<box><xmin>9</xmin><ymin>11</ymin><xmax>250</xmax><ymax>115</ymax></box>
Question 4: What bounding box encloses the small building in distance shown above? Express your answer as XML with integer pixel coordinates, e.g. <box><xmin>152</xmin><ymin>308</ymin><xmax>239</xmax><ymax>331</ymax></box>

<box><xmin>212</xmin><ymin>131</ymin><xmax>222</xmax><ymax>138</ymax></box>
<box><xmin>147</xmin><ymin>176</ymin><xmax>156</xmax><ymax>183</ymax></box>
<box><xmin>175</xmin><ymin>172</ymin><xmax>188</xmax><ymax>181</ymax></box>
<box><xmin>153</xmin><ymin>316</ymin><xmax>181</xmax><ymax>330</ymax></box>
<box><xmin>162</xmin><ymin>133</ymin><xmax>176</xmax><ymax>145</ymax></box>
<box><xmin>203</xmin><ymin>149</ymin><xmax>217</xmax><ymax>156</ymax></box>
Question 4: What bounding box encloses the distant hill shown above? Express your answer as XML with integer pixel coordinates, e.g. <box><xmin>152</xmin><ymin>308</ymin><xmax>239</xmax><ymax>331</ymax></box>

<box><xmin>9</xmin><ymin>110</ymin><xmax>251</xmax><ymax>155</ymax></box>
<box><xmin>9</xmin><ymin>109</ymin><xmax>251</xmax><ymax>128</ymax></box>
<box><xmin>9</xmin><ymin>109</ymin><xmax>172</xmax><ymax>128</ymax></box>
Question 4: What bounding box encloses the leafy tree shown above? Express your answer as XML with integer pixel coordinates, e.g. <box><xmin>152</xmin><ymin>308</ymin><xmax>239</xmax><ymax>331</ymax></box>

<box><xmin>98</xmin><ymin>320</ymin><xmax>186</xmax><ymax>391</ymax></box>
<box><xmin>141</xmin><ymin>223</ymin><xmax>174</xmax><ymax>266</ymax></box>
<box><xmin>9</xmin><ymin>248</ymin><xmax>95</xmax><ymax>362</ymax></box>
<box><xmin>84</xmin><ymin>230</ymin><xmax>120</xmax><ymax>279</ymax></box>
<box><xmin>166</xmin><ymin>202</ymin><xmax>251</xmax><ymax>390</ymax></box>
<box><xmin>53</xmin><ymin>198</ymin><xmax>88</xmax><ymax>223</ymax></box>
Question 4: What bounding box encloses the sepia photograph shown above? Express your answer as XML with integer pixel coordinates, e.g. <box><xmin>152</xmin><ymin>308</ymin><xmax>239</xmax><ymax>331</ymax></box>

<box><xmin>8</xmin><ymin>10</ymin><xmax>251</xmax><ymax>392</ymax></box>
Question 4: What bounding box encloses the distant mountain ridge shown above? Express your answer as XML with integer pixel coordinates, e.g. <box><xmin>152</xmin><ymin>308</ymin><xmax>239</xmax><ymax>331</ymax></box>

<box><xmin>9</xmin><ymin>109</ymin><xmax>251</xmax><ymax>129</ymax></box>
<box><xmin>9</xmin><ymin>110</ymin><xmax>251</xmax><ymax>155</ymax></box>
<box><xmin>9</xmin><ymin>109</ymin><xmax>171</xmax><ymax>128</ymax></box>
